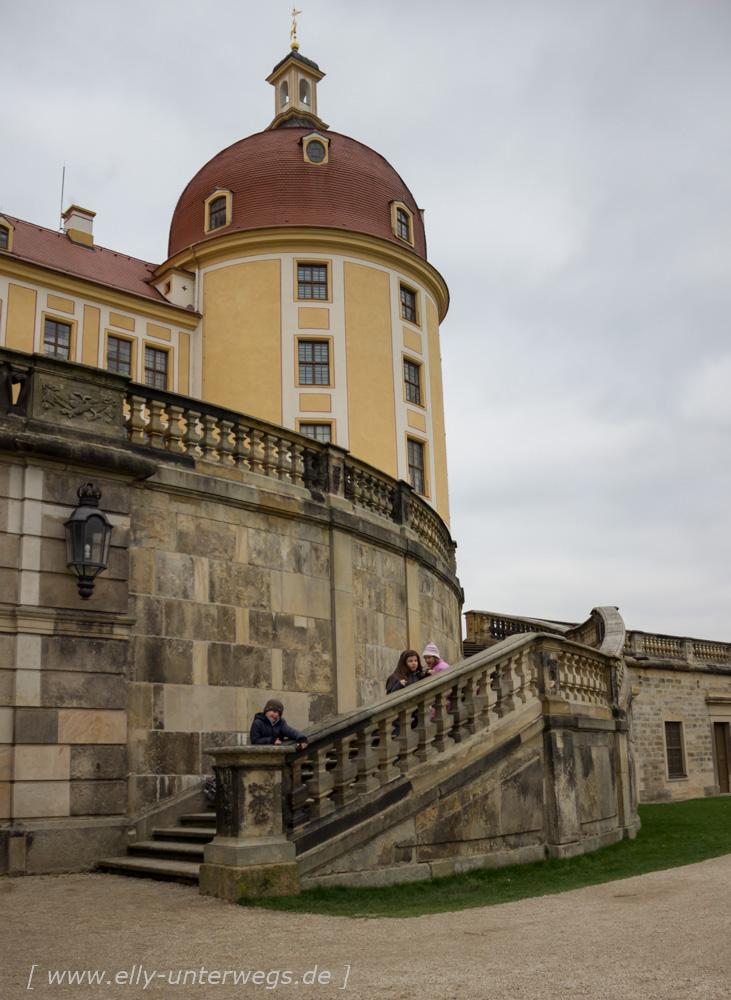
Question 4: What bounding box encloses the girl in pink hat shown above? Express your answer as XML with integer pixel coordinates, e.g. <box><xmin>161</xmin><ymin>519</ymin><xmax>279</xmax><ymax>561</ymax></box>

<box><xmin>423</xmin><ymin>642</ymin><xmax>450</xmax><ymax>720</ymax></box>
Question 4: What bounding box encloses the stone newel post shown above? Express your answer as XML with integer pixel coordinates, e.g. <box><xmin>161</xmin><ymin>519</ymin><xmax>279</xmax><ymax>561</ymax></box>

<box><xmin>199</xmin><ymin>746</ymin><xmax>300</xmax><ymax>901</ymax></box>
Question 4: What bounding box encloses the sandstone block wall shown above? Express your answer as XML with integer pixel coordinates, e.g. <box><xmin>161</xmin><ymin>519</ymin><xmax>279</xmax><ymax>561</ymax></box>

<box><xmin>1</xmin><ymin>408</ymin><xmax>462</xmax><ymax>871</ymax></box>
<box><xmin>630</xmin><ymin>663</ymin><xmax>731</xmax><ymax>801</ymax></box>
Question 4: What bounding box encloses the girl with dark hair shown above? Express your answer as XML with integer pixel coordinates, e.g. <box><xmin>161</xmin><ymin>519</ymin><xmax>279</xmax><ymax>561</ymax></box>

<box><xmin>386</xmin><ymin>649</ymin><xmax>431</xmax><ymax>694</ymax></box>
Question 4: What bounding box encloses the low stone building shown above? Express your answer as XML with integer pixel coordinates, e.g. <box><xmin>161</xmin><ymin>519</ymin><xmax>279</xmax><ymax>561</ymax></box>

<box><xmin>464</xmin><ymin>611</ymin><xmax>731</xmax><ymax>802</ymax></box>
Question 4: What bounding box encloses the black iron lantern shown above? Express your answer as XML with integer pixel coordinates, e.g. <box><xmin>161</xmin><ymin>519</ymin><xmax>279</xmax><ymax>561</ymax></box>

<box><xmin>64</xmin><ymin>483</ymin><xmax>113</xmax><ymax>599</ymax></box>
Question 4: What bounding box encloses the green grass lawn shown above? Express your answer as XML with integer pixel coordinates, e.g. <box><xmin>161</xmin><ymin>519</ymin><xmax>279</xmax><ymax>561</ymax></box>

<box><xmin>240</xmin><ymin>797</ymin><xmax>731</xmax><ymax>918</ymax></box>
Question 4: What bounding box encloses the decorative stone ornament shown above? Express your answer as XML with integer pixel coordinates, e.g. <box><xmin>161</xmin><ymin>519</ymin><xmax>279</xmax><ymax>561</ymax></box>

<box><xmin>64</xmin><ymin>483</ymin><xmax>113</xmax><ymax>599</ymax></box>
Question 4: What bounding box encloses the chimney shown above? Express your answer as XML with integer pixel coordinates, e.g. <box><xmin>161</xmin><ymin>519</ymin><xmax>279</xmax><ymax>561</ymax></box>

<box><xmin>62</xmin><ymin>205</ymin><xmax>95</xmax><ymax>247</ymax></box>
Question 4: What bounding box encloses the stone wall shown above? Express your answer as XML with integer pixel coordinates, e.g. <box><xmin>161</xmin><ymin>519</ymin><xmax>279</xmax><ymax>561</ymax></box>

<box><xmin>0</xmin><ymin>350</ymin><xmax>462</xmax><ymax>874</ymax></box>
<box><xmin>630</xmin><ymin>662</ymin><xmax>731</xmax><ymax>801</ymax></box>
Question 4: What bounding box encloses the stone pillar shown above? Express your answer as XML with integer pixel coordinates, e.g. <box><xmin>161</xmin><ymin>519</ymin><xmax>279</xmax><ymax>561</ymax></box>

<box><xmin>542</xmin><ymin>723</ymin><xmax>582</xmax><ymax>858</ymax></box>
<box><xmin>330</xmin><ymin>528</ymin><xmax>356</xmax><ymax>713</ymax></box>
<box><xmin>199</xmin><ymin>746</ymin><xmax>300</xmax><ymax>901</ymax></box>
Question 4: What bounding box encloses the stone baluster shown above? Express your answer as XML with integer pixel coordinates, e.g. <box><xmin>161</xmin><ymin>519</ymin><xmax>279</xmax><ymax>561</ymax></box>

<box><xmin>413</xmin><ymin>693</ymin><xmax>437</xmax><ymax>763</ymax></box>
<box><xmin>218</xmin><ymin>419</ymin><xmax>235</xmax><ymax>466</ymax></box>
<box><xmin>330</xmin><ymin>737</ymin><xmax>358</xmax><ymax>808</ymax></box>
<box><xmin>262</xmin><ymin>433</ymin><xmax>277</xmax><ymax>477</ymax></box>
<box><xmin>394</xmin><ymin>704</ymin><xmax>419</xmax><ymax>772</ymax></box>
<box><xmin>163</xmin><ymin>403</ymin><xmax>186</xmax><ymax>453</ymax></box>
<box><xmin>275</xmin><ymin>436</ymin><xmax>291</xmax><ymax>482</ymax></box>
<box><xmin>248</xmin><ymin>428</ymin><xmax>265</xmax><ymax>474</ymax></box>
<box><xmin>375</xmin><ymin>715</ymin><xmax>399</xmax><ymax>784</ymax></box>
<box><xmin>290</xmin><ymin>442</ymin><xmax>305</xmax><ymax>487</ymax></box>
<box><xmin>127</xmin><ymin>394</ymin><xmax>148</xmax><ymax>445</ymax></box>
<box><xmin>355</xmin><ymin>723</ymin><xmax>380</xmax><ymax>794</ymax></box>
<box><xmin>474</xmin><ymin>666</ymin><xmax>494</xmax><ymax>731</ymax></box>
<box><xmin>448</xmin><ymin>677</ymin><xmax>472</xmax><ymax>742</ymax></box>
<box><xmin>232</xmin><ymin>422</ymin><xmax>251</xmax><ymax>471</ymax></box>
<box><xmin>147</xmin><ymin>398</ymin><xmax>166</xmax><ymax>448</ymax></box>
<box><xmin>200</xmin><ymin>413</ymin><xmax>218</xmax><ymax>462</ymax></box>
<box><xmin>182</xmin><ymin>409</ymin><xmax>202</xmax><ymax>457</ymax></box>
<box><xmin>431</xmin><ymin>689</ymin><xmax>454</xmax><ymax>753</ymax></box>
<box><xmin>285</xmin><ymin>755</ymin><xmax>310</xmax><ymax>830</ymax></box>
<box><xmin>459</xmin><ymin>675</ymin><xmax>480</xmax><ymax>736</ymax></box>
<box><xmin>304</xmin><ymin>746</ymin><xmax>335</xmax><ymax>819</ymax></box>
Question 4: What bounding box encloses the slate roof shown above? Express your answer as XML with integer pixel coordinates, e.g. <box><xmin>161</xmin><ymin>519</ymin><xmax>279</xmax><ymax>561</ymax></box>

<box><xmin>0</xmin><ymin>216</ymin><xmax>168</xmax><ymax>304</ymax></box>
<box><xmin>167</xmin><ymin>128</ymin><xmax>427</xmax><ymax>260</ymax></box>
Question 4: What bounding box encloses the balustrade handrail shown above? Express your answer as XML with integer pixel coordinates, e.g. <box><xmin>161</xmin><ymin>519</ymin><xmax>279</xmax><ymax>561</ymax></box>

<box><xmin>625</xmin><ymin>629</ymin><xmax>730</xmax><ymax>664</ymax></box>
<box><xmin>282</xmin><ymin>627</ymin><xmax>624</xmax><ymax>837</ymax></box>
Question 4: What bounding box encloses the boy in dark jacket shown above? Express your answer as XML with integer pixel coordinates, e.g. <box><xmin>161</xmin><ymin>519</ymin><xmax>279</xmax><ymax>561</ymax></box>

<box><xmin>250</xmin><ymin>698</ymin><xmax>308</xmax><ymax>749</ymax></box>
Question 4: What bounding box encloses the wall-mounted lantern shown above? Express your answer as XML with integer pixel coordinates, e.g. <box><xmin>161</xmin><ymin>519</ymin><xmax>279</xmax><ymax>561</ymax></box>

<box><xmin>64</xmin><ymin>483</ymin><xmax>113</xmax><ymax>599</ymax></box>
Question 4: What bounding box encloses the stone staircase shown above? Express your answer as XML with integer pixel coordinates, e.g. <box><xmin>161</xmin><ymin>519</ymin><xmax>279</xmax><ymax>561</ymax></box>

<box><xmin>98</xmin><ymin>804</ymin><xmax>215</xmax><ymax>885</ymax></box>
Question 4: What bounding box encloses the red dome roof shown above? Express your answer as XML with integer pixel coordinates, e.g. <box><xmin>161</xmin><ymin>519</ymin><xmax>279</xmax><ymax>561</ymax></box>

<box><xmin>168</xmin><ymin>128</ymin><xmax>427</xmax><ymax>260</ymax></box>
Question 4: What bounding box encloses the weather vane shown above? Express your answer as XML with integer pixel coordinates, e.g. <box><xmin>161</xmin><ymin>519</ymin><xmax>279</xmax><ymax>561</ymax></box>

<box><xmin>290</xmin><ymin>8</ymin><xmax>302</xmax><ymax>50</ymax></box>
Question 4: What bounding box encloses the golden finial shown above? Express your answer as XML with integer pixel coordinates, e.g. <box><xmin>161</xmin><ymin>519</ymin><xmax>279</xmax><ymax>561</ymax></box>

<box><xmin>290</xmin><ymin>8</ymin><xmax>302</xmax><ymax>50</ymax></box>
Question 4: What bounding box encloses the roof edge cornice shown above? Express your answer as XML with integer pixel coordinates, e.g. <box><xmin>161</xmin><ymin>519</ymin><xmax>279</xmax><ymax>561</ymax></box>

<box><xmin>161</xmin><ymin>226</ymin><xmax>450</xmax><ymax>320</ymax></box>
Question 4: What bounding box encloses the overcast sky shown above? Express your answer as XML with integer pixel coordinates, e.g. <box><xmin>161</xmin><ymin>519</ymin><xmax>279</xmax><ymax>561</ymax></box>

<box><xmin>2</xmin><ymin>0</ymin><xmax>729</xmax><ymax>641</ymax></box>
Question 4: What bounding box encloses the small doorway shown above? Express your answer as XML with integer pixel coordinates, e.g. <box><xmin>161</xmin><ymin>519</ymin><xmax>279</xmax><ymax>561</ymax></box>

<box><xmin>713</xmin><ymin>722</ymin><xmax>730</xmax><ymax>793</ymax></box>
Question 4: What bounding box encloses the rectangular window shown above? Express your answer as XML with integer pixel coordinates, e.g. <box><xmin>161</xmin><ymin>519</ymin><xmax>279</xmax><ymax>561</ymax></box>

<box><xmin>298</xmin><ymin>263</ymin><xmax>328</xmax><ymax>300</ymax></box>
<box><xmin>400</xmin><ymin>285</ymin><xmax>417</xmax><ymax>324</ymax></box>
<box><xmin>665</xmin><ymin>721</ymin><xmax>686</xmax><ymax>778</ymax></box>
<box><xmin>107</xmin><ymin>336</ymin><xmax>132</xmax><ymax>375</ymax></box>
<box><xmin>43</xmin><ymin>318</ymin><xmax>71</xmax><ymax>359</ymax></box>
<box><xmin>300</xmin><ymin>423</ymin><xmax>332</xmax><ymax>443</ymax></box>
<box><xmin>396</xmin><ymin>207</ymin><xmax>411</xmax><ymax>242</ymax></box>
<box><xmin>298</xmin><ymin>340</ymin><xmax>330</xmax><ymax>385</ymax></box>
<box><xmin>209</xmin><ymin>195</ymin><xmax>227</xmax><ymax>230</ymax></box>
<box><xmin>408</xmin><ymin>438</ymin><xmax>426</xmax><ymax>495</ymax></box>
<box><xmin>144</xmin><ymin>346</ymin><xmax>168</xmax><ymax>390</ymax></box>
<box><xmin>403</xmin><ymin>358</ymin><xmax>421</xmax><ymax>405</ymax></box>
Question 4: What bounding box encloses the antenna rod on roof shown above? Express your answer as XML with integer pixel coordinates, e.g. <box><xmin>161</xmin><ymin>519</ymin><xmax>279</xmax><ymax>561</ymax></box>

<box><xmin>59</xmin><ymin>164</ymin><xmax>65</xmax><ymax>232</ymax></box>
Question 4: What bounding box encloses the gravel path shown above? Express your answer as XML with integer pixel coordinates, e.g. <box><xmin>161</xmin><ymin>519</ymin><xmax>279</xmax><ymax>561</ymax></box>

<box><xmin>3</xmin><ymin>854</ymin><xmax>730</xmax><ymax>1000</ymax></box>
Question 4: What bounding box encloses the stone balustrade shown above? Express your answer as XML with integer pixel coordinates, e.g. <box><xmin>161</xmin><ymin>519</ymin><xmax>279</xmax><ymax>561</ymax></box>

<box><xmin>0</xmin><ymin>348</ymin><xmax>456</xmax><ymax>572</ymax></box>
<box><xmin>202</xmin><ymin>625</ymin><xmax>626</xmax><ymax>898</ymax></box>
<box><xmin>625</xmin><ymin>630</ymin><xmax>730</xmax><ymax>664</ymax></box>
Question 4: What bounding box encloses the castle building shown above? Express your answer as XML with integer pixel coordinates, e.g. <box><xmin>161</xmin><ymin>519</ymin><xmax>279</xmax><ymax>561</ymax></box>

<box><xmin>0</xmin><ymin>48</ymin><xmax>450</xmax><ymax>524</ymax></box>
<box><xmin>0</xmin><ymin>44</ymin><xmax>462</xmax><ymax>876</ymax></box>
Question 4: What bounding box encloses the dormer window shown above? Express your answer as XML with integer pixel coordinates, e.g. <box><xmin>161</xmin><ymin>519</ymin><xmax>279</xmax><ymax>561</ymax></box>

<box><xmin>209</xmin><ymin>196</ymin><xmax>226</xmax><ymax>230</ymax></box>
<box><xmin>0</xmin><ymin>219</ymin><xmax>14</xmax><ymax>252</ymax></box>
<box><xmin>391</xmin><ymin>201</ymin><xmax>415</xmax><ymax>247</ymax></box>
<box><xmin>204</xmin><ymin>189</ymin><xmax>233</xmax><ymax>234</ymax></box>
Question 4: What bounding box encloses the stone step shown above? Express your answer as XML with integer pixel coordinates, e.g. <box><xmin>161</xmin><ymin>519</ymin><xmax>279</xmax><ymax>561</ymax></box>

<box><xmin>179</xmin><ymin>811</ymin><xmax>216</xmax><ymax>825</ymax></box>
<box><xmin>128</xmin><ymin>840</ymin><xmax>205</xmax><ymax>861</ymax></box>
<box><xmin>151</xmin><ymin>825</ymin><xmax>215</xmax><ymax>841</ymax></box>
<box><xmin>98</xmin><ymin>856</ymin><xmax>201</xmax><ymax>885</ymax></box>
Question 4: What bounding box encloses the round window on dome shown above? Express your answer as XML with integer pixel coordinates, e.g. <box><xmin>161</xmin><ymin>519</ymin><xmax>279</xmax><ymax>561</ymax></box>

<box><xmin>304</xmin><ymin>139</ymin><xmax>327</xmax><ymax>165</ymax></box>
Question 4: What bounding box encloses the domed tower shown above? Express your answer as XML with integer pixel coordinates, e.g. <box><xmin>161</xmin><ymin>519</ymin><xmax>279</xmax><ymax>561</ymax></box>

<box><xmin>160</xmin><ymin>48</ymin><xmax>451</xmax><ymax>523</ymax></box>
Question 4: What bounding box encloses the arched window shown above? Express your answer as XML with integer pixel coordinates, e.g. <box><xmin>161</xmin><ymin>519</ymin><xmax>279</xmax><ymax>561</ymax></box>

<box><xmin>299</xmin><ymin>78</ymin><xmax>311</xmax><ymax>106</ymax></box>
<box><xmin>280</xmin><ymin>80</ymin><xmax>289</xmax><ymax>109</ymax></box>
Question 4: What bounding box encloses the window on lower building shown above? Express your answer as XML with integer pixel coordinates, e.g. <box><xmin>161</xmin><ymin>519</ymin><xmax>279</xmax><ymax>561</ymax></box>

<box><xmin>107</xmin><ymin>336</ymin><xmax>132</xmax><ymax>375</ymax></box>
<box><xmin>298</xmin><ymin>263</ymin><xmax>328</xmax><ymax>300</ymax></box>
<box><xmin>396</xmin><ymin>208</ymin><xmax>411</xmax><ymax>242</ymax></box>
<box><xmin>208</xmin><ymin>196</ymin><xmax>227</xmax><ymax>230</ymax></box>
<box><xmin>400</xmin><ymin>284</ymin><xmax>417</xmax><ymax>324</ymax></box>
<box><xmin>43</xmin><ymin>318</ymin><xmax>71</xmax><ymax>359</ymax></box>
<box><xmin>144</xmin><ymin>346</ymin><xmax>168</xmax><ymax>390</ymax></box>
<box><xmin>0</xmin><ymin>225</ymin><xmax>9</xmax><ymax>250</ymax></box>
<box><xmin>408</xmin><ymin>438</ymin><xmax>426</xmax><ymax>495</ymax></box>
<box><xmin>665</xmin><ymin>721</ymin><xmax>686</xmax><ymax>778</ymax></box>
<box><xmin>300</xmin><ymin>423</ymin><xmax>332</xmax><ymax>443</ymax></box>
<box><xmin>404</xmin><ymin>358</ymin><xmax>422</xmax><ymax>405</ymax></box>
<box><xmin>298</xmin><ymin>340</ymin><xmax>330</xmax><ymax>385</ymax></box>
